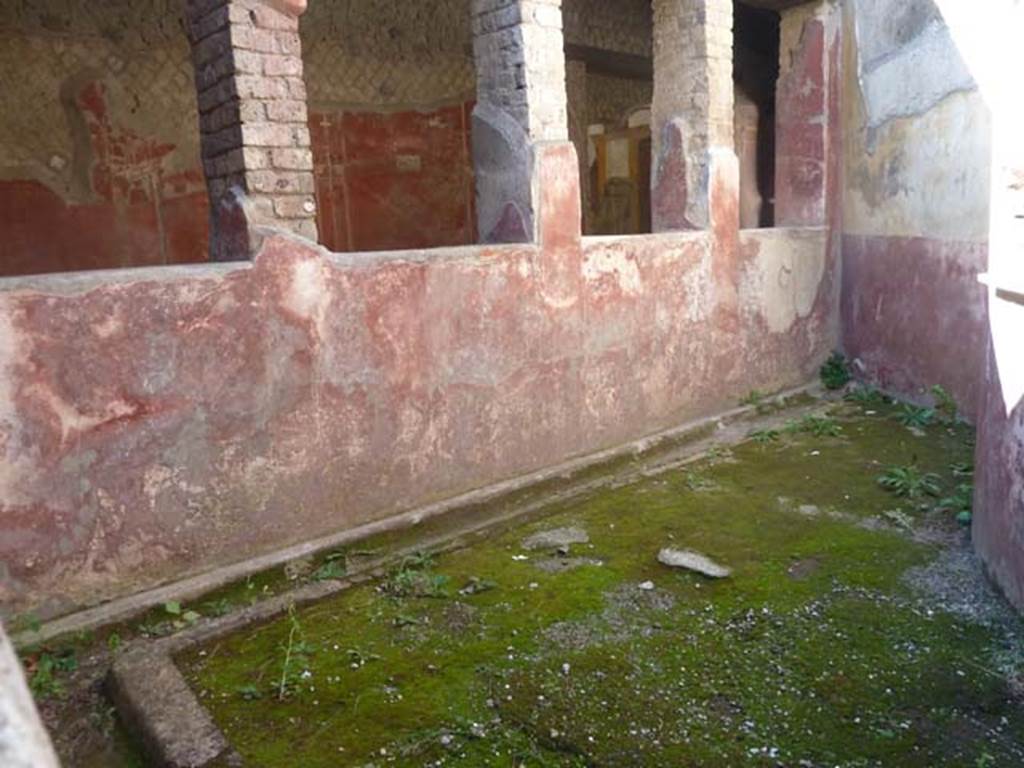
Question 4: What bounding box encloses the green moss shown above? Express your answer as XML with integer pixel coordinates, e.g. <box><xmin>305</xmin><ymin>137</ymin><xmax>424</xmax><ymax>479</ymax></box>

<box><xmin>176</xmin><ymin>402</ymin><xmax>1020</xmax><ymax>766</ymax></box>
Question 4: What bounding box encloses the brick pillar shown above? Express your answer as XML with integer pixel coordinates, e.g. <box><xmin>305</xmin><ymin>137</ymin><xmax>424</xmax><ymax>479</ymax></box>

<box><xmin>471</xmin><ymin>0</ymin><xmax>573</xmax><ymax>243</ymax></box>
<box><xmin>651</xmin><ymin>0</ymin><xmax>735</xmax><ymax>231</ymax></box>
<box><xmin>186</xmin><ymin>0</ymin><xmax>317</xmax><ymax>261</ymax></box>
<box><xmin>566</xmin><ymin>59</ymin><xmax>590</xmax><ymax>234</ymax></box>
<box><xmin>775</xmin><ymin>1</ymin><xmax>840</xmax><ymax>227</ymax></box>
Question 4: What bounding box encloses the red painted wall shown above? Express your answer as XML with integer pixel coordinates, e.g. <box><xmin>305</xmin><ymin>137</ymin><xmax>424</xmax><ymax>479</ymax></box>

<box><xmin>0</xmin><ymin>82</ymin><xmax>209</xmax><ymax>277</ymax></box>
<box><xmin>840</xmin><ymin>235</ymin><xmax>989</xmax><ymax>420</ymax></box>
<box><xmin>310</xmin><ymin>102</ymin><xmax>476</xmax><ymax>253</ymax></box>
<box><xmin>0</xmin><ymin>146</ymin><xmax>838</xmax><ymax>620</ymax></box>
<box><xmin>974</xmin><ymin>342</ymin><xmax>1024</xmax><ymax>612</ymax></box>
<box><xmin>1</xmin><ymin>87</ymin><xmax>478</xmax><ymax>278</ymax></box>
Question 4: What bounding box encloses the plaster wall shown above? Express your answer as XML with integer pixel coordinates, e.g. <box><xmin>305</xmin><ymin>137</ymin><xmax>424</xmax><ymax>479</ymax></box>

<box><xmin>840</xmin><ymin>0</ymin><xmax>991</xmax><ymax>417</ymax></box>
<box><xmin>0</xmin><ymin>201</ymin><xmax>836</xmax><ymax>620</ymax></box>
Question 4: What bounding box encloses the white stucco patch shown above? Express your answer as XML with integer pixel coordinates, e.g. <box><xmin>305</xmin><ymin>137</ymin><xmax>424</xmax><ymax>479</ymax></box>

<box><xmin>858</xmin><ymin>19</ymin><xmax>975</xmax><ymax>131</ymax></box>
<box><xmin>583</xmin><ymin>246</ymin><xmax>643</xmax><ymax>296</ymax></box>
<box><xmin>741</xmin><ymin>233</ymin><xmax>826</xmax><ymax>334</ymax></box>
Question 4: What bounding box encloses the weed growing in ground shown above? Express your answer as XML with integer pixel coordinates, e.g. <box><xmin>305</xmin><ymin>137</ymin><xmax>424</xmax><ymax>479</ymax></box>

<box><xmin>790</xmin><ymin>414</ymin><xmax>843</xmax><ymax>437</ymax></box>
<box><xmin>202</xmin><ymin>598</ymin><xmax>233</xmax><ymax>617</ymax></box>
<box><xmin>895</xmin><ymin>404</ymin><xmax>936</xmax><ymax>428</ymax></box>
<box><xmin>381</xmin><ymin>553</ymin><xmax>450</xmax><ymax>598</ymax></box>
<box><xmin>931</xmin><ymin>385</ymin><xmax>960</xmax><ymax>424</ymax></box>
<box><xmin>749</xmin><ymin>428</ymin><xmax>781</xmax><ymax>445</ymax></box>
<box><xmin>740</xmin><ymin>390</ymin><xmax>778</xmax><ymax>414</ymax></box>
<box><xmin>312</xmin><ymin>550</ymin><xmax>348</xmax><ymax>582</ymax></box>
<box><xmin>278</xmin><ymin>604</ymin><xmax>314</xmax><ymax>700</ymax></box>
<box><xmin>938</xmin><ymin>483</ymin><xmax>975</xmax><ymax>526</ymax></box>
<box><xmin>683</xmin><ymin>470</ymin><xmax>718</xmax><ymax>492</ymax></box>
<box><xmin>820</xmin><ymin>352</ymin><xmax>852</xmax><ymax>390</ymax></box>
<box><xmin>845</xmin><ymin>385</ymin><xmax>887</xmax><ymax>405</ymax></box>
<box><xmin>877</xmin><ymin>465</ymin><xmax>942</xmax><ymax>500</ymax></box>
<box><xmin>163</xmin><ymin>601</ymin><xmax>201</xmax><ymax>630</ymax></box>
<box><xmin>740</xmin><ymin>390</ymin><xmax>767</xmax><ymax>407</ymax></box>
<box><xmin>27</xmin><ymin>649</ymin><xmax>78</xmax><ymax>700</ymax></box>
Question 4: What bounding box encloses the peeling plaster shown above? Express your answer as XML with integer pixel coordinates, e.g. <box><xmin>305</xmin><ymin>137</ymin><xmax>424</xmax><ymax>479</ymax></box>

<box><xmin>742</xmin><ymin>232</ymin><xmax>827</xmax><ymax>334</ymax></box>
<box><xmin>851</xmin><ymin>0</ymin><xmax>976</xmax><ymax>134</ymax></box>
<box><xmin>582</xmin><ymin>247</ymin><xmax>643</xmax><ymax>296</ymax></box>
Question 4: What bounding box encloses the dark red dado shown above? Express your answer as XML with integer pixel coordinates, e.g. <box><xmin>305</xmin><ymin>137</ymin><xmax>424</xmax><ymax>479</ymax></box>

<box><xmin>841</xmin><ymin>234</ymin><xmax>989</xmax><ymax>420</ymax></box>
<box><xmin>974</xmin><ymin>345</ymin><xmax>1024</xmax><ymax>612</ymax></box>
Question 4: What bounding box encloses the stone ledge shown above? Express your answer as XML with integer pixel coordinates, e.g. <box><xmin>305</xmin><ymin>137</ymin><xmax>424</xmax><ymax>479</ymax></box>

<box><xmin>102</xmin><ymin>385</ymin><xmax>824</xmax><ymax>767</ymax></box>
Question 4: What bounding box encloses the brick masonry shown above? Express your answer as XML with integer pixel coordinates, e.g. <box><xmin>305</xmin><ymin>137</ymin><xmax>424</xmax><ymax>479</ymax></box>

<box><xmin>186</xmin><ymin>0</ymin><xmax>317</xmax><ymax>259</ymax></box>
<box><xmin>471</xmin><ymin>0</ymin><xmax>571</xmax><ymax>243</ymax></box>
<box><xmin>0</xmin><ymin>0</ymin><xmax>654</xmax><ymax>271</ymax></box>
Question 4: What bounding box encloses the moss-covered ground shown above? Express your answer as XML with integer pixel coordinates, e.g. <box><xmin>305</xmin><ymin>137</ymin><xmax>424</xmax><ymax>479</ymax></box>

<box><xmin>178</xmin><ymin>398</ymin><xmax>1024</xmax><ymax>767</ymax></box>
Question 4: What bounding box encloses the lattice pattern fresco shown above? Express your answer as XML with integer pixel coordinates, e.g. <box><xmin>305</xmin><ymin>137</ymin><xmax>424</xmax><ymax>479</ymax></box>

<box><xmin>588</xmin><ymin>72</ymin><xmax>653</xmax><ymax>127</ymax></box>
<box><xmin>565</xmin><ymin>0</ymin><xmax>653</xmax><ymax>57</ymax></box>
<box><xmin>0</xmin><ymin>0</ymin><xmax>199</xmax><ymax>198</ymax></box>
<box><xmin>0</xmin><ymin>0</ymin><xmax>655</xmax><ymax>195</ymax></box>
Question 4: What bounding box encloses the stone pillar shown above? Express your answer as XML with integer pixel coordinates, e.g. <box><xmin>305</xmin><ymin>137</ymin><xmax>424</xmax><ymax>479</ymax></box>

<box><xmin>0</xmin><ymin>624</ymin><xmax>60</xmax><ymax>768</ymax></box>
<box><xmin>566</xmin><ymin>59</ymin><xmax>590</xmax><ymax>235</ymax></box>
<box><xmin>775</xmin><ymin>1</ymin><xmax>839</xmax><ymax>227</ymax></box>
<box><xmin>651</xmin><ymin>0</ymin><xmax>735</xmax><ymax>231</ymax></box>
<box><xmin>471</xmin><ymin>0</ymin><xmax>572</xmax><ymax>243</ymax></box>
<box><xmin>186</xmin><ymin>0</ymin><xmax>317</xmax><ymax>261</ymax></box>
<box><xmin>734</xmin><ymin>88</ymin><xmax>763</xmax><ymax>229</ymax></box>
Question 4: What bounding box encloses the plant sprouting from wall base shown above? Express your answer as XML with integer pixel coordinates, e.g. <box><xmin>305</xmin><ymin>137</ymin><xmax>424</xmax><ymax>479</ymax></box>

<box><xmin>820</xmin><ymin>352</ymin><xmax>852</xmax><ymax>390</ymax></box>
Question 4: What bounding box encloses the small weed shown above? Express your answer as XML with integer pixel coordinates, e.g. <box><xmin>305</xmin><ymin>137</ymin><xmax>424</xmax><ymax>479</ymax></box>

<box><xmin>236</xmin><ymin>684</ymin><xmax>263</xmax><ymax>701</ymax></box>
<box><xmin>203</xmin><ymin>598</ymin><xmax>234</xmax><ymax>617</ymax></box>
<box><xmin>845</xmin><ymin>385</ymin><xmax>886</xmax><ymax>405</ymax></box>
<box><xmin>393</xmin><ymin>613</ymin><xmax>427</xmax><ymax>628</ymax></box>
<box><xmin>749</xmin><ymin>428</ymin><xmax>781</xmax><ymax>445</ymax></box>
<box><xmin>163</xmin><ymin>601</ymin><xmax>201</xmax><ymax>631</ymax></box>
<box><xmin>89</xmin><ymin>705</ymin><xmax>117</xmax><ymax>738</ymax></box>
<box><xmin>26</xmin><ymin>649</ymin><xmax>78</xmax><ymax>700</ymax></box>
<box><xmin>820</xmin><ymin>352</ymin><xmax>852</xmax><ymax>390</ymax></box>
<box><xmin>13</xmin><ymin>613</ymin><xmax>42</xmax><ymax>635</ymax></box>
<box><xmin>138</xmin><ymin>621</ymin><xmax>171</xmax><ymax>639</ymax></box>
<box><xmin>459</xmin><ymin>577</ymin><xmax>498</xmax><ymax>596</ymax></box>
<box><xmin>106</xmin><ymin>633</ymin><xmax>122</xmax><ymax>653</ymax></box>
<box><xmin>740</xmin><ymin>390</ymin><xmax>767</xmax><ymax>407</ymax></box>
<box><xmin>931</xmin><ymin>384</ymin><xmax>959</xmax><ymax>423</ymax></box>
<box><xmin>799</xmin><ymin>414</ymin><xmax>843</xmax><ymax>437</ymax></box>
<box><xmin>937</xmin><ymin>482</ymin><xmax>974</xmax><ymax>525</ymax></box>
<box><xmin>278</xmin><ymin>604</ymin><xmax>314</xmax><ymax>700</ymax></box>
<box><xmin>877</xmin><ymin>465</ymin><xmax>942</xmax><ymax>500</ymax></box>
<box><xmin>882</xmin><ymin>509</ymin><xmax>915</xmax><ymax>530</ymax></box>
<box><xmin>312</xmin><ymin>551</ymin><xmax>348</xmax><ymax>582</ymax></box>
<box><xmin>950</xmin><ymin>461</ymin><xmax>974</xmax><ymax>478</ymax></box>
<box><xmin>683</xmin><ymin>470</ymin><xmax>717</xmax><ymax>492</ymax></box>
<box><xmin>705</xmin><ymin>445</ymin><xmax>733</xmax><ymax>463</ymax></box>
<box><xmin>895</xmin><ymin>404</ymin><xmax>935</xmax><ymax>428</ymax></box>
<box><xmin>381</xmin><ymin>553</ymin><xmax>450</xmax><ymax>599</ymax></box>
<box><xmin>346</xmin><ymin>648</ymin><xmax>382</xmax><ymax>668</ymax></box>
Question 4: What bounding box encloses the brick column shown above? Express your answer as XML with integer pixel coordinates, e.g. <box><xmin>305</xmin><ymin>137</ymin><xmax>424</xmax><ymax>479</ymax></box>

<box><xmin>471</xmin><ymin>0</ymin><xmax>573</xmax><ymax>243</ymax></box>
<box><xmin>651</xmin><ymin>0</ymin><xmax>735</xmax><ymax>231</ymax></box>
<box><xmin>186</xmin><ymin>0</ymin><xmax>317</xmax><ymax>261</ymax></box>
